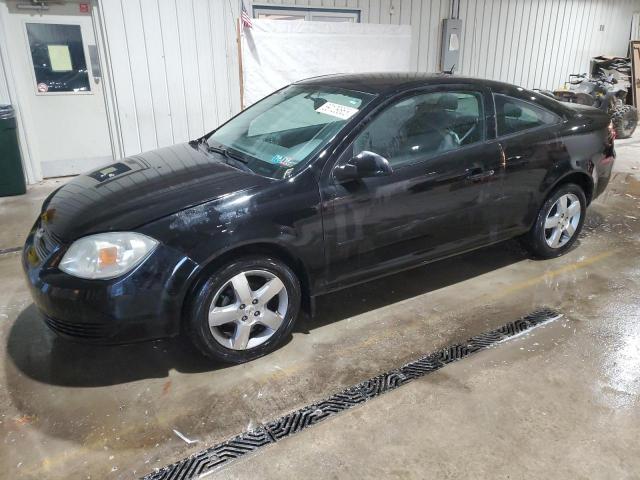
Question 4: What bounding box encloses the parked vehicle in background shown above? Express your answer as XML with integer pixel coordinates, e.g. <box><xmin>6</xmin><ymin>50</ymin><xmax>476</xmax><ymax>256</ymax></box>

<box><xmin>23</xmin><ymin>74</ymin><xmax>615</xmax><ymax>363</ymax></box>
<box><xmin>552</xmin><ymin>73</ymin><xmax>638</xmax><ymax>138</ymax></box>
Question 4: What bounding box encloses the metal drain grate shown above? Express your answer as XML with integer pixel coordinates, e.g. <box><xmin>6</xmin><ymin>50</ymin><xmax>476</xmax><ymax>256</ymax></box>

<box><xmin>142</xmin><ymin>308</ymin><xmax>561</xmax><ymax>480</ymax></box>
<box><xmin>0</xmin><ymin>246</ymin><xmax>21</xmax><ymax>256</ymax></box>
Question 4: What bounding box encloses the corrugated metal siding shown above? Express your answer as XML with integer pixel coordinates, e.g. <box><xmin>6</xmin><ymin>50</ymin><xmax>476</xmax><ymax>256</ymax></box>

<box><xmin>0</xmin><ymin>53</ymin><xmax>9</xmax><ymax>104</ymax></box>
<box><xmin>0</xmin><ymin>2</ymin><xmax>13</xmax><ymax>105</ymax></box>
<box><xmin>97</xmin><ymin>0</ymin><xmax>241</xmax><ymax>156</ymax></box>
<box><xmin>264</xmin><ymin>0</ymin><xmax>639</xmax><ymax>89</ymax></box>
<box><xmin>99</xmin><ymin>0</ymin><xmax>640</xmax><ymax>157</ymax></box>
<box><xmin>458</xmin><ymin>0</ymin><xmax>640</xmax><ymax>90</ymax></box>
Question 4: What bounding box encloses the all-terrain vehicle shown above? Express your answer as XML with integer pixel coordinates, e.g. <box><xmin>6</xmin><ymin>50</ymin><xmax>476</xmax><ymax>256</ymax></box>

<box><xmin>552</xmin><ymin>73</ymin><xmax>637</xmax><ymax>139</ymax></box>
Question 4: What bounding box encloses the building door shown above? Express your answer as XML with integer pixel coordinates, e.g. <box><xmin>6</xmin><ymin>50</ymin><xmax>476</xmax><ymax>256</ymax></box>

<box><xmin>4</xmin><ymin>1</ymin><xmax>112</xmax><ymax>178</ymax></box>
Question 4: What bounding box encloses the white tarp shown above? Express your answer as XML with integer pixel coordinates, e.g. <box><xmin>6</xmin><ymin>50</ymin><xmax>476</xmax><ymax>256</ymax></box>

<box><xmin>242</xmin><ymin>20</ymin><xmax>412</xmax><ymax>106</ymax></box>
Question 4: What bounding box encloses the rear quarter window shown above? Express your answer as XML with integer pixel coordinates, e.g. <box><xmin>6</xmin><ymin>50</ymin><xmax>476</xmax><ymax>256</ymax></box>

<box><xmin>494</xmin><ymin>94</ymin><xmax>561</xmax><ymax>136</ymax></box>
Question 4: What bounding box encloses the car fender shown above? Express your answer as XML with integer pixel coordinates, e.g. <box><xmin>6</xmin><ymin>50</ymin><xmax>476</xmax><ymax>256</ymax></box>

<box><xmin>138</xmin><ymin>169</ymin><xmax>325</xmax><ymax>296</ymax></box>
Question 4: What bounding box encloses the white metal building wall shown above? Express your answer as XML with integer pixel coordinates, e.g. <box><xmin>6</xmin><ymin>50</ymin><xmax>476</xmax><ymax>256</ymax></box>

<box><xmin>96</xmin><ymin>0</ymin><xmax>242</xmax><ymax>157</ymax></box>
<box><xmin>457</xmin><ymin>0</ymin><xmax>639</xmax><ymax>90</ymax></box>
<box><xmin>264</xmin><ymin>0</ymin><xmax>640</xmax><ymax>88</ymax></box>
<box><xmin>0</xmin><ymin>55</ymin><xmax>9</xmax><ymax>104</ymax></box>
<box><xmin>98</xmin><ymin>0</ymin><xmax>639</xmax><ymax>158</ymax></box>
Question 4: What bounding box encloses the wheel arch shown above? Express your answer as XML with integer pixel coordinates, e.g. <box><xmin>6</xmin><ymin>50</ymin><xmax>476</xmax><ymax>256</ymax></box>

<box><xmin>180</xmin><ymin>242</ymin><xmax>313</xmax><ymax>332</ymax></box>
<box><xmin>547</xmin><ymin>171</ymin><xmax>594</xmax><ymax>205</ymax></box>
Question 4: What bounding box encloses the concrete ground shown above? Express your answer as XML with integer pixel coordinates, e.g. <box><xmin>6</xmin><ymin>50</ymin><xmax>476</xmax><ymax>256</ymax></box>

<box><xmin>1</xmin><ymin>137</ymin><xmax>639</xmax><ymax>479</ymax></box>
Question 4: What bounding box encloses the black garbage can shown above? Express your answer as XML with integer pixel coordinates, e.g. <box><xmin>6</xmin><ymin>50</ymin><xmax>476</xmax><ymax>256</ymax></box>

<box><xmin>0</xmin><ymin>105</ymin><xmax>27</xmax><ymax>196</ymax></box>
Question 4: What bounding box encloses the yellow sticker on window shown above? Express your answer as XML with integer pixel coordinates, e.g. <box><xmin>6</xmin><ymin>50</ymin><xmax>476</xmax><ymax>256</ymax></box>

<box><xmin>48</xmin><ymin>45</ymin><xmax>73</xmax><ymax>72</ymax></box>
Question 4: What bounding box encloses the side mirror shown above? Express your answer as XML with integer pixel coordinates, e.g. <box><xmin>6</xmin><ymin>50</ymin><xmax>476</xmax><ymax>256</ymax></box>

<box><xmin>334</xmin><ymin>151</ymin><xmax>393</xmax><ymax>183</ymax></box>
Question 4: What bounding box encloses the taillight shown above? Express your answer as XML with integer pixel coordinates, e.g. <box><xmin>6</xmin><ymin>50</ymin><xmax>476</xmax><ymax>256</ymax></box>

<box><xmin>604</xmin><ymin>121</ymin><xmax>616</xmax><ymax>160</ymax></box>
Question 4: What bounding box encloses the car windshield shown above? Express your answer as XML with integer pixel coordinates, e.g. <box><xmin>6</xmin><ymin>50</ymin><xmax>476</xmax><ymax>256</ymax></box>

<box><xmin>206</xmin><ymin>85</ymin><xmax>375</xmax><ymax>178</ymax></box>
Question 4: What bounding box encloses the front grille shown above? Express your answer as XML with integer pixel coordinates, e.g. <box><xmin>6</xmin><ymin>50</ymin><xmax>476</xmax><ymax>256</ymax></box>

<box><xmin>44</xmin><ymin>316</ymin><xmax>111</xmax><ymax>339</ymax></box>
<box><xmin>33</xmin><ymin>226</ymin><xmax>60</xmax><ymax>260</ymax></box>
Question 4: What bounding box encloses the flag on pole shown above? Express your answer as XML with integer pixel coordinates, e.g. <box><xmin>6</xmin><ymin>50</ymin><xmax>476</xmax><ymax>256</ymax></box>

<box><xmin>241</xmin><ymin>1</ymin><xmax>253</xmax><ymax>28</ymax></box>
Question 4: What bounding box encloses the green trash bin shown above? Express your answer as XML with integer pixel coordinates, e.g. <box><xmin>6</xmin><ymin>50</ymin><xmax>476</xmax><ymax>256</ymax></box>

<box><xmin>0</xmin><ymin>104</ymin><xmax>27</xmax><ymax>196</ymax></box>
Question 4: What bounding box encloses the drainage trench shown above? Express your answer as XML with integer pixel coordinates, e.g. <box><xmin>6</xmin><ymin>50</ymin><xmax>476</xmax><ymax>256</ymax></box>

<box><xmin>0</xmin><ymin>246</ymin><xmax>21</xmax><ymax>256</ymax></box>
<box><xmin>143</xmin><ymin>308</ymin><xmax>562</xmax><ymax>480</ymax></box>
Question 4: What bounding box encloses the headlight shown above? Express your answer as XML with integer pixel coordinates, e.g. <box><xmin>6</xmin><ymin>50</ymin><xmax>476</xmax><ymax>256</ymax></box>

<box><xmin>59</xmin><ymin>232</ymin><xmax>158</xmax><ymax>280</ymax></box>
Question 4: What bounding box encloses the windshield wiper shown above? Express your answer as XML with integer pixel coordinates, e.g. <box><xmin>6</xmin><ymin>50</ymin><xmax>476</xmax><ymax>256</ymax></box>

<box><xmin>205</xmin><ymin>145</ymin><xmax>242</xmax><ymax>163</ymax></box>
<box><xmin>206</xmin><ymin>144</ymin><xmax>254</xmax><ymax>173</ymax></box>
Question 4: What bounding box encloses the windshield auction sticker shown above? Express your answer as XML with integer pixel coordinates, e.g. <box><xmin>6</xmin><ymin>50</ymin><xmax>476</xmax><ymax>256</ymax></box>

<box><xmin>315</xmin><ymin>102</ymin><xmax>359</xmax><ymax>120</ymax></box>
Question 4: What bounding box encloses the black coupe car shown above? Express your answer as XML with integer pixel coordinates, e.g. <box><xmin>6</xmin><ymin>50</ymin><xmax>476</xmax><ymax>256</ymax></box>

<box><xmin>23</xmin><ymin>73</ymin><xmax>615</xmax><ymax>363</ymax></box>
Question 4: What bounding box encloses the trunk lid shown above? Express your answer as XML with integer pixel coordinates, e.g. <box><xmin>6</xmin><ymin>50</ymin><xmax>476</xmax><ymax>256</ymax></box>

<box><xmin>561</xmin><ymin>102</ymin><xmax>610</xmax><ymax>128</ymax></box>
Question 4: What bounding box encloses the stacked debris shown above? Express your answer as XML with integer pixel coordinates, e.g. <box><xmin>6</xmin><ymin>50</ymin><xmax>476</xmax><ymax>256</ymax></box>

<box><xmin>590</xmin><ymin>55</ymin><xmax>632</xmax><ymax>91</ymax></box>
<box><xmin>550</xmin><ymin>55</ymin><xmax>638</xmax><ymax>138</ymax></box>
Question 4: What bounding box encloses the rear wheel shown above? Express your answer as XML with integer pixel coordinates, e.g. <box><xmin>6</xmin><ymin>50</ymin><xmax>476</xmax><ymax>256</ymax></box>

<box><xmin>522</xmin><ymin>183</ymin><xmax>586</xmax><ymax>259</ymax></box>
<box><xmin>187</xmin><ymin>256</ymin><xmax>301</xmax><ymax>363</ymax></box>
<box><xmin>610</xmin><ymin>104</ymin><xmax>638</xmax><ymax>139</ymax></box>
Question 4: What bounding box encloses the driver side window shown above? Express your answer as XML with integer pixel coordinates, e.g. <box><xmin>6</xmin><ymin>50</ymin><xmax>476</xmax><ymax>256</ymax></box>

<box><xmin>353</xmin><ymin>90</ymin><xmax>484</xmax><ymax>168</ymax></box>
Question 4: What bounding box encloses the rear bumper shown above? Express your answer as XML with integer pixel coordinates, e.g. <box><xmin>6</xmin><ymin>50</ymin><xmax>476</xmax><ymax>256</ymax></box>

<box><xmin>593</xmin><ymin>154</ymin><xmax>615</xmax><ymax>200</ymax></box>
<box><xmin>22</xmin><ymin>222</ymin><xmax>199</xmax><ymax>344</ymax></box>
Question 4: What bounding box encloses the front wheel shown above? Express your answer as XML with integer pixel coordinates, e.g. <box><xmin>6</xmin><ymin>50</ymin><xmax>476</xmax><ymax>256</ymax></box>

<box><xmin>187</xmin><ymin>256</ymin><xmax>301</xmax><ymax>363</ymax></box>
<box><xmin>522</xmin><ymin>183</ymin><xmax>586</xmax><ymax>259</ymax></box>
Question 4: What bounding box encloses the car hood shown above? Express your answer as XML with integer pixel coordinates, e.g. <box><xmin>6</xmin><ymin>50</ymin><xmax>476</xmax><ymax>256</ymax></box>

<box><xmin>40</xmin><ymin>143</ymin><xmax>273</xmax><ymax>243</ymax></box>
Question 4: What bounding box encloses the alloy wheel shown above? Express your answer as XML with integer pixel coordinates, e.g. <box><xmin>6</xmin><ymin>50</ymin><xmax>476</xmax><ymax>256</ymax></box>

<box><xmin>208</xmin><ymin>270</ymin><xmax>289</xmax><ymax>350</ymax></box>
<box><xmin>544</xmin><ymin>193</ymin><xmax>581</xmax><ymax>248</ymax></box>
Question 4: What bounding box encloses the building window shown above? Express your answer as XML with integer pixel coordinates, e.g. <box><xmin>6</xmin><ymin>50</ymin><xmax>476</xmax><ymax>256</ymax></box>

<box><xmin>26</xmin><ymin>23</ymin><xmax>90</xmax><ymax>94</ymax></box>
<box><xmin>253</xmin><ymin>6</ymin><xmax>360</xmax><ymax>23</ymax></box>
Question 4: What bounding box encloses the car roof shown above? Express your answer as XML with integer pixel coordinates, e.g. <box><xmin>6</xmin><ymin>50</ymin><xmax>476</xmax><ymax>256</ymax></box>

<box><xmin>294</xmin><ymin>72</ymin><xmax>521</xmax><ymax>95</ymax></box>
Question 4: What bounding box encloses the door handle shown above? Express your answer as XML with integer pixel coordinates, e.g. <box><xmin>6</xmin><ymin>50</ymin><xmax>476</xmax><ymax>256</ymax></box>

<box><xmin>466</xmin><ymin>168</ymin><xmax>495</xmax><ymax>182</ymax></box>
<box><xmin>88</xmin><ymin>45</ymin><xmax>102</xmax><ymax>83</ymax></box>
<box><xmin>507</xmin><ymin>150</ymin><xmax>534</xmax><ymax>164</ymax></box>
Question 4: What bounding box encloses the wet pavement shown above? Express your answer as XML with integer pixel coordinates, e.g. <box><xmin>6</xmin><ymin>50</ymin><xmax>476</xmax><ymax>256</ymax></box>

<box><xmin>1</xmin><ymin>142</ymin><xmax>639</xmax><ymax>479</ymax></box>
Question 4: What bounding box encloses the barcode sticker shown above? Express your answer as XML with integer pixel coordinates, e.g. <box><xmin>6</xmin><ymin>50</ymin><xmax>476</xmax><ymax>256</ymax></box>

<box><xmin>315</xmin><ymin>102</ymin><xmax>359</xmax><ymax>120</ymax></box>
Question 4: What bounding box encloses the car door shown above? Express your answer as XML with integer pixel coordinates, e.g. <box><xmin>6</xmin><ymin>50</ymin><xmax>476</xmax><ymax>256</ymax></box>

<box><xmin>489</xmin><ymin>92</ymin><xmax>565</xmax><ymax>235</ymax></box>
<box><xmin>319</xmin><ymin>87</ymin><xmax>503</xmax><ymax>290</ymax></box>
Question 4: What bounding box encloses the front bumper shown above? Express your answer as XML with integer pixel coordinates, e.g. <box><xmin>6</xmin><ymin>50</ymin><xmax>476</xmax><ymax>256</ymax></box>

<box><xmin>22</xmin><ymin>222</ymin><xmax>199</xmax><ymax>344</ymax></box>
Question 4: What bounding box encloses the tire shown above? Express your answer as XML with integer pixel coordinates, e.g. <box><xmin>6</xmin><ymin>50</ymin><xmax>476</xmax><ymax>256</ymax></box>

<box><xmin>187</xmin><ymin>255</ymin><xmax>301</xmax><ymax>363</ymax></box>
<box><xmin>610</xmin><ymin>104</ymin><xmax>638</xmax><ymax>139</ymax></box>
<box><xmin>522</xmin><ymin>183</ymin><xmax>586</xmax><ymax>259</ymax></box>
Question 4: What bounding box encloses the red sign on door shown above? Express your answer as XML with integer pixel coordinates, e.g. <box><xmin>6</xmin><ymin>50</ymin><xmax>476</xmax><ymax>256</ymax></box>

<box><xmin>79</xmin><ymin>3</ymin><xmax>89</xmax><ymax>13</ymax></box>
